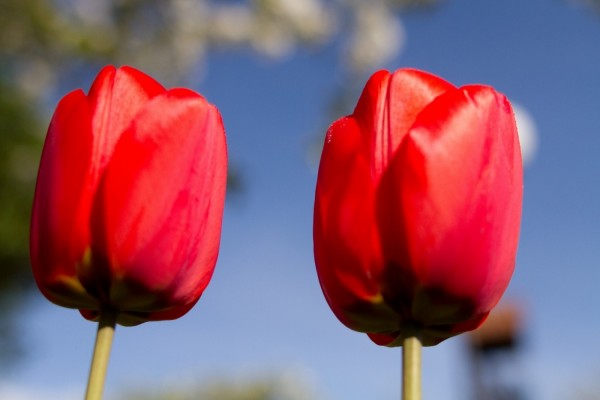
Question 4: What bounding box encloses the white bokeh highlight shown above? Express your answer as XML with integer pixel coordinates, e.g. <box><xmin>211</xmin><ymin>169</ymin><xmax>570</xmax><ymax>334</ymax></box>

<box><xmin>513</xmin><ymin>103</ymin><xmax>539</xmax><ymax>166</ymax></box>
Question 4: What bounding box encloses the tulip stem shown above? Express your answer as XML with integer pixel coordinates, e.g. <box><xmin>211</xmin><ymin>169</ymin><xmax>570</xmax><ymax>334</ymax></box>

<box><xmin>85</xmin><ymin>308</ymin><xmax>117</xmax><ymax>400</ymax></box>
<box><xmin>402</xmin><ymin>334</ymin><xmax>422</xmax><ymax>400</ymax></box>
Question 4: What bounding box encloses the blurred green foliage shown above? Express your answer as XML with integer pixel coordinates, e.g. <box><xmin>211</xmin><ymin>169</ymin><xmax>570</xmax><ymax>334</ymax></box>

<box><xmin>0</xmin><ymin>81</ymin><xmax>42</xmax><ymax>361</ymax></box>
<box><xmin>118</xmin><ymin>374</ymin><xmax>317</xmax><ymax>400</ymax></box>
<box><xmin>0</xmin><ymin>84</ymin><xmax>39</xmax><ymax>292</ymax></box>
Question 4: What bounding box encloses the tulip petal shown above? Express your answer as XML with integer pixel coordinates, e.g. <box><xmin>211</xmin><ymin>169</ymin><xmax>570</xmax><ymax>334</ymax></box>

<box><xmin>87</xmin><ymin>65</ymin><xmax>166</xmax><ymax>174</ymax></box>
<box><xmin>90</xmin><ymin>89</ymin><xmax>227</xmax><ymax>321</ymax></box>
<box><xmin>387</xmin><ymin>85</ymin><xmax>522</xmax><ymax>323</ymax></box>
<box><xmin>314</xmin><ymin>117</ymin><xmax>401</xmax><ymax>332</ymax></box>
<box><xmin>353</xmin><ymin>69</ymin><xmax>454</xmax><ymax>177</ymax></box>
<box><xmin>30</xmin><ymin>90</ymin><xmax>98</xmax><ymax>308</ymax></box>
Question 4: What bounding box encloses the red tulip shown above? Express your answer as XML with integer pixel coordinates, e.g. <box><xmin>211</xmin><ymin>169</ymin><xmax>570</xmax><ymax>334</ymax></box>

<box><xmin>313</xmin><ymin>68</ymin><xmax>522</xmax><ymax>346</ymax></box>
<box><xmin>30</xmin><ymin>66</ymin><xmax>227</xmax><ymax>326</ymax></box>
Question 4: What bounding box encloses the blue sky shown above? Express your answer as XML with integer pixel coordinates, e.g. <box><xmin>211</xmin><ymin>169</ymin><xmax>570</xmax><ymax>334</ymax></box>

<box><xmin>3</xmin><ymin>0</ymin><xmax>600</xmax><ymax>399</ymax></box>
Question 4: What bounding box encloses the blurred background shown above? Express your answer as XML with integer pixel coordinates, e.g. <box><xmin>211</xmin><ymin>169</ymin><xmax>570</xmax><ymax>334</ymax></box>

<box><xmin>1</xmin><ymin>0</ymin><xmax>599</xmax><ymax>399</ymax></box>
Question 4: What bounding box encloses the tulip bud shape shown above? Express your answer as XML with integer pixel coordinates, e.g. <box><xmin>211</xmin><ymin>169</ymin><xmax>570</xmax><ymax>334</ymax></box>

<box><xmin>313</xmin><ymin>68</ymin><xmax>523</xmax><ymax>346</ymax></box>
<box><xmin>31</xmin><ymin>66</ymin><xmax>227</xmax><ymax>326</ymax></box>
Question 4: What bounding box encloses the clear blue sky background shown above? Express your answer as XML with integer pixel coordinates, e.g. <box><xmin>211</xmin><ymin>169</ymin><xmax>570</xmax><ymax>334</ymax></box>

<box><xmin>3</xmin><ymin>0</ymin><xmax>600</xmax><ymax>399</ymax></box>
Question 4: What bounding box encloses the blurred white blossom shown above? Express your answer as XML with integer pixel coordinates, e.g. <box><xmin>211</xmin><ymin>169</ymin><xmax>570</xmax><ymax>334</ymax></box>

<box><xmin>3</xmin><ymin>0</ymin><xmax>430</xmax><ymax>98</ymax></box>
<box><xmin>345</xmin><ymin>1</ymin><xmax>406</xmax><ymax>72</ymax></box>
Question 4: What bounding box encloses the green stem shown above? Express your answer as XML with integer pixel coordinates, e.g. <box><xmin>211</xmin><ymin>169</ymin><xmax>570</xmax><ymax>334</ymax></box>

<box><xmin>85</xmin><ymin>308</ymin><xmax>117</xmax><ymax>400</ymax></box>
<box><xmin>402</xmin><ymin>335</ymin><xmax>422</xmax><ymax>400</ymax></box>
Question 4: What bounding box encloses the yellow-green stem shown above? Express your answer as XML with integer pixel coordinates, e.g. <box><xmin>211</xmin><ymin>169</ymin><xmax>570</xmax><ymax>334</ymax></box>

<box><xmin>402</xmin><ymin>335</ymin><xmax>422</xmax><ymax>400</ymax></box>
<box><xmin>85</xmin><ymin>308</ymin><xmax>117</xmax><ymax>400</ymax></box>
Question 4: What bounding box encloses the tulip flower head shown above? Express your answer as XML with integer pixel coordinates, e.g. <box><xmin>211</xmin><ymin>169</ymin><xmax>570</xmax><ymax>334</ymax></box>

<box><xmin>30</xmin><ymin>66</ymin><xmax>227</xmax><ymax>326</ymax></box>
<box><xmin>313</xmin><ymin>68</ymin><xmax>523</xmax><ymax>346</ymax></box>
